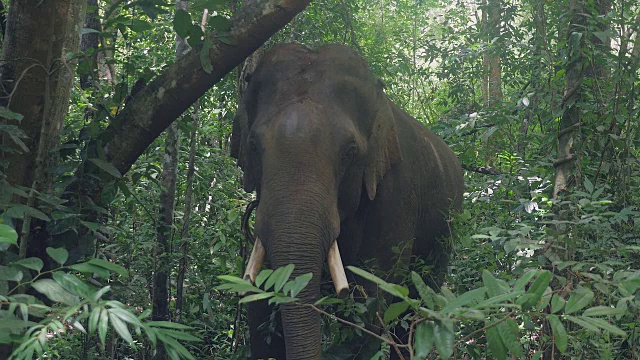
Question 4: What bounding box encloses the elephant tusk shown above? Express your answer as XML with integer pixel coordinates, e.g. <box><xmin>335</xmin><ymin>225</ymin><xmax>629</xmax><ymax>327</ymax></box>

<box><xmin>243</xmin><ymin>237</ymin><xmax>266</xmax><ymax>283</ymax></box>
<box><xmin>328</xmin><ymin>240</ymin><xmax>349</xmax><ymax>298</ymax></box>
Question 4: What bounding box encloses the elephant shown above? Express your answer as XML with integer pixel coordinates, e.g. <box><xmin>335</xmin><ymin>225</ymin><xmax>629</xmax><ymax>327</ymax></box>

<box><xmin>230</xmin><ymin>43</ymin><xmax>464</xmax><ymax>360</ymax></box>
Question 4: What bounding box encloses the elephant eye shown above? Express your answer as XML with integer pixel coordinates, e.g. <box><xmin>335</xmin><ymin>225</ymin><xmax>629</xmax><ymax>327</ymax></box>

<box><xmin>248</xmin><ymin>138</ymin><xmax>260</xmax><ymax>155</ymax></box>
<box><xmin>340</xmin><ymin>142</ymin><xmax>358</xmax><ymax>169</ymax></box>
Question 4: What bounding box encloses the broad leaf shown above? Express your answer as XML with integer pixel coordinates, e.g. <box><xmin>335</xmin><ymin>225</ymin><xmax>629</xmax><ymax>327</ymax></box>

<box><xmin>486</xmin><ymin>323</ymin><xmax>507</xmax><ymax>360</ymax></box>
<box><xmin>547</xmin><ymin>315</ymin><xmax>567</xmax><ymax>353</ymax></box>
<box><xmin>0</xmin><ymin>224</ymin><xmax>18</xmax><ymax>245</ymax></box>
<box><xmin>384</xmin><ymin>301</ymin><xmax>409</xmax><ymax>323</ymax></box>
<box><xmin>239</xmin><ymin>292</ymin><xmax>275</xmax><ymax>304</ymax></box>
<box><xmin>497</xmin><ymin>318</ymin><xmax>522</xmax><ymax>357</ymax></box>
<box><xmin>46</xmin><ymin>247</ymin><xmax>69</xmax><ymax>265</ymax></box>
<box><xmin>413</xmin><ymin>321</ymin><xmax>435</xmax><ymax>358</ymax></box>
<box><xmin>13</xmin><ymin>257</ymin><xmax>44</xmax><ymax>272</ymax></box>
<box><xmin>88</xmin><ymin>158</ymin><xmax>122</xmax><ymax>178</ymax></box>
<box><xmin>433</xmin><ymin>320</ymin><xmax>454</xmax><ymax>359</ymax></box>
<box><xmin>32</xmin><ymin>279</ymin><xmax>78</xmax><ymax>305</ymax></box>
<box><xmin>87</xmin><ymin>258</ymin><xmax>128</xmax><ymax>276</ymax></box>
<box><xmin>0</xmin><ymin>265</ymin><xmax>23</xmax><ymax>282</ymax></box>
<box><xmin>564</xmin><ymin>287</ymin><xmax>594</xmax><ymax>314</ymax></box>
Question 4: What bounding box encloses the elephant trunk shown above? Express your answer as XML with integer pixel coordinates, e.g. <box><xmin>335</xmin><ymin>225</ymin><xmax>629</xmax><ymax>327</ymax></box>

<box><xmin>255</xmin><ymin>180</ymin><xmax>339</xmax><ymax>359</ymax></box>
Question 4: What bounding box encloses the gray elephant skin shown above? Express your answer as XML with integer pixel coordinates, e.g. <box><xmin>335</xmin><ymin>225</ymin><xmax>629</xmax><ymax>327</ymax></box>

<box><xmin>231</xmin><ymin>43</ymin><xmax>464</xmax><ymax>360</ymax></box>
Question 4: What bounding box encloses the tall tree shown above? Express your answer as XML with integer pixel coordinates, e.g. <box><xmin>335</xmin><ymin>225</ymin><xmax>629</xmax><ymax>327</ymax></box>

<box><xmin>175</xmin><ymin>8</ymin><xmax>208</xmax><ymax>323</ymax></box>
<box><xmin>0</xmin><ymin>0</ymin><xmax>87</xmax><ymax>259</ymax></box>
<box><xmin>553</xmin><ymin>0</ymin><xmax>587</xmax><ymax>199</ymax></box>
<box><xmin>152</xmin><ymin>2</ymin><xmax>189</xmax><ymax>359</ymax></box>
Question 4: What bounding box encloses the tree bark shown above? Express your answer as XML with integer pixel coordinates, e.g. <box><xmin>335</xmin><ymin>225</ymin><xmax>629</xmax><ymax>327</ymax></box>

<box><xmin>80</xmin><ymin>0</ymin><xmax>100</xmax><ymax>89</ymax></box>
<box><xmin>0</xmin><ymin>0</ymin><xmax>87</xmax><ymax>258</ymax></box>
<box><xmin>175</xmin><ymin>7</ymin><xmax>208</xmax><ymax>324</ymax></box>
<box><xmin>553</xmin><ymin>0</ymin><xmax>587</xmax><ymax>199</ymax></box>
<box><xmin>1</xmin><ymin>0</ymin><xmax>86</xmax><ymax>193</ymax></box>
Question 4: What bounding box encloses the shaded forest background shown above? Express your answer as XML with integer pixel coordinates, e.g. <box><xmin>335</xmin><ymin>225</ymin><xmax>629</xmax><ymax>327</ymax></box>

<box><xmin>0</xmin><ymin>0</ymin><xmax>638</xmax><ymax>359</ymax></box>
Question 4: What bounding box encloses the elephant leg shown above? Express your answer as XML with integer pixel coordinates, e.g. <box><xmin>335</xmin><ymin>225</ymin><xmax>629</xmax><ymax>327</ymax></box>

<box><xmin>247</xmin><ymin>299</ymin><xmax>286</xmax><ymax>360</ymax></box>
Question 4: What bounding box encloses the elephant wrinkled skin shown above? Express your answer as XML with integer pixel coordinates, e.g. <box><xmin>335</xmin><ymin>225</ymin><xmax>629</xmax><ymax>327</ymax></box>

<box><xmin>231</xmin><ymin>44</ymin><xmax>464</xmax><ymax>360</ymax></box>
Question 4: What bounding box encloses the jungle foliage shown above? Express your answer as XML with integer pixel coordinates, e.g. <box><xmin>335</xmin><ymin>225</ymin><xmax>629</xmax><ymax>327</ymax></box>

<box><xmin>0</xmin><ymin>0</ymin><xmax>639</xmax><ymax>359</ymax></box>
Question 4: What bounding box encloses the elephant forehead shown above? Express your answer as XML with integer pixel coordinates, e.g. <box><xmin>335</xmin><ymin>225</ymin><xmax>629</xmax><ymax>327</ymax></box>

<box><xmin>270</xmin><ymin>100</ymin><xmax>327</xmax><ymax>138</ymax></box>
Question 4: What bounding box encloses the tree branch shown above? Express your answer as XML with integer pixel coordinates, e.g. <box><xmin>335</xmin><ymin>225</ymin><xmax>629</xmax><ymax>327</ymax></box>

<box><xmin>101</xmin><ymin>0</ymin><xmax>311</xmax><ymax>176</ymax></box>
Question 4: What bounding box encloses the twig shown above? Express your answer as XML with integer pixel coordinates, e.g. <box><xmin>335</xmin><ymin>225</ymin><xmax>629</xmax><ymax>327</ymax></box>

<box><xmin>461</xmin><ymin>312</ymin><xmax>513</xmax><ymax>342</ymax></box>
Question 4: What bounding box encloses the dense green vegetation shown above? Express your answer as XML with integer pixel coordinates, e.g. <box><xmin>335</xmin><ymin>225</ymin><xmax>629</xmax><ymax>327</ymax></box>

<box><xmin>0</xmin><ymin>0</ymin><xmax>638</xmax><ymax>359</ymax></box>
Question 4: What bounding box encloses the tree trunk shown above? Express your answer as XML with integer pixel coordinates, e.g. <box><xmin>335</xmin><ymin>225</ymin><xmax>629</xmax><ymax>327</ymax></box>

<box><xmin>152</xmin><ymin>2</ymin><xmax>188</xmax><ymax>358</ymax></box>
<box><xmin>553</xmin><ymin>0</ymin><xmax>587</xmax><ymax>200</ymax></box>
<box><xmin>0</xmin><ymin>0</ymin><xmax>86</xmax><ymax>356</ymax></box>
<box><xmin>0</xmin><ymin>0</ymin><xmax>86</xmax><ymax>259</ymax></box>
<box><xmin>80</xmin><ymin>0</ymin><xmax>99</xmax><ymax>89</ymax></box>
<box><xmin>175</xmin><ymin>8</ymin><xmax>208</xmax><ymax>323</ymax></box>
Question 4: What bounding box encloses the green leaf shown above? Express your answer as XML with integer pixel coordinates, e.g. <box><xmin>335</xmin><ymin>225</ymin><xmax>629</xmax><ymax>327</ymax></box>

<box><xmin>109</xmin><ymin>307</ymin><xmax>142</xmax><ymax>327</ymax></box>
<box><xmin>254</xmin><ymin>269</ymin><xmax>273</xmax><ymax>287</ymax></box>
<box><xmin>98</xmin><ymin>308</ymin><xmax>109</xmax><ymax>348</ymax></box>
<box><xmin>433</xmin><ymin>320</ymin><xmax>454</xmax><ymax>359</ymax></box>
<box><xmin>551</xmin><ymin>294</ymin><xmax>566</xmax><ymax>314</ymax></box>
<box><xmin>13</xmin><ymin>257</ymin><xmax>44</xmax><ymax>272</ymax></box>
<box><xmin>5</xmin><ymin>204</ymin><xmax>50</xmax><ymax>221</ymax></box>
<box><xmin>81</xmin><ymin>28</ymin><xmax>101</xmax><ymax>35</ymax></box>
<box><xmin>413</xmin><ymin>321</ymin><xmax>435</xmax><ymax>358</ymax></box>
<box><xmin>200</xmin><ymin>38</ymin><xmax>213</xmax><ymax>74</ymax></box>
<box><xmin>411</xmin><ymin>271</ymin><xmax>436</xmax><ymax>308</ymax></box>
<box><xmin>109</xmin><ymin>310</ymin><xmax>133</xmax><ymax>344</ymax></box>
<box><xmin>0</xmin><ymin>106</ymin><xmax>24</xmax><ymax>120</ymax></box>
<box><xmin>384</xmin><ymin>301</ymin><xmax>409</xmax><ymax>323</ymax></box>
<box><xmin>582</xmin><ymin>306</ymin><xmax>626</xmax><ymax>317</ymax></box>
<box><xmin>441</xmin><ymin>287</ymin><xmax>486</xmax><ymax>314</ymax></box>
<box><xmin>520</xmin><ymin>270</ymin><xmax>551</xmax><ymax>310</ymax></box>
<box><xmin>287</xmin><ymin>272</ymin><xmax>312</xmax><ymax>298</ymax></box>
<box><xmin>0</xmin><ymin>265</ymin><xmax>23</xmax><ymax>281</ymax></box>
<box><xmin>579</xmin><ymin>316</ymin><xmax>627</xmax><ymax>337</ymax></box>
<box><xmin>547</xmin><ymin>315</ymin><xmax>567</xmax><ymax>353</ymax></box>
<box><xmin>482</xmin><ymin>270</ymin><xmax>508</xmax><ymax>297</ymax></box>
<box><xmin>209</xmin><ymin>15</ymin><xmax>231</xmax><ymax>32</ymax></box>
<box><xmin>314</xmin><ymin>297</ymin><xmax>342</xmax><ymax>306</ymax></box>
<box><xmin>475</xmin><ymin>290</ymin><xmax>524</xmax><ymax>309</ymax></box>
<box><xmin>268</xmin><ymin>295</ymin><xmax>297</xmax><ymax>305</ymax></box>
<box><xmin>0</xmin><ymin>224</ymin><xmax>18</xmax><ymax>245</ymax></box>
<box><xmin>53</xmin><ymin>271</ymin><xmax>93</xmax><ymax>297</ymax></box>
<box><xmin>239</xmin><ymin>292</ymin><xmax>275</xmax><ymax>304</ymax></box>
<box><xmin>70</xmin><ymin>263</ymin><xmax>111</xmax><ymax>279</ymax></box>
<box><xmin>0</xmin><ymin>319</ymin><xmax>38</xmax><ymax>330</ymax></box>
<box><xmin>216</xmin><ymin>282</ymin><xmax>262</xmax><ymax>294</ymax></box>
<box><xmin>88</xmin><ymin>158</ymin><xmax>122</xmax><ymax>178</ymax></box>
<box><xmin>155</xmin><ymin>328</ymin><xmax>202</xmax><ymax>342</ymax></box>
<box><xmin>513</xmin><ymin>270</ymin><xmax>538</xmax><ymax>291</ymax></box>
<box><xmin>148</xmin><ymin>321</ymin><xmax>193</xmax><ymax>330</ymax></box>
<box><xmin>87</xmin><ymin>258</ymin><xmax>128</xmax><ymax>276</ymax></box>
<box><xmin>564</xmin><ymin>287</ymin><xmax>594</xmax><ymax>314</ymax></box>
<box><xmin>46</xmin><ymin>247</ymin><xmax>68</xmax><ymax>265</ymax></box>
<box><xmin>565</xmin><ymin>315</ymin><xmax>600</xmax><ymax>333</ymax></box>
<box><xmin>173</xmin><ymin>9</ymin><xmax>192</xmax><ymax>39</ymax></box>
<box><xmin>497</xmin><ymin>318</ymin><xmax>522</xmax><ymax>357</ymax></box>
<box><xmin>89</xmin><ymin>307</ymin><xmax>101</xmax><ymax>335</ymax></box>
<box><xmin>157</xmin><ymin>331</ymin><xmax>196</xmax><ymax>360</ymax></box>
<box><xmin>486</xmin><ymin>323</ymin><xmax>507</xmax><ymax>360</ymax></box>
<box><xmin>264</xmin><ymin>264</ymin><xmax>294</xmax><ymax>292</ymax></box>
<box><xmin>32</xmin><ymin>279</ymin><xmax>78</xmax><ymax>305</ymax></box>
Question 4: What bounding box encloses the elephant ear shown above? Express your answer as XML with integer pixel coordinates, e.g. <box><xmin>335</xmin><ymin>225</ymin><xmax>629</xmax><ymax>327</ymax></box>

<box><xmin>364</xmin><ymin>98</ymin><xmax>402</xmax><ymax>201</ymax></box>
<box><xmin>230</xmin><ymin>103</ymin><xmax>256</xmax><ymax>192</ymax></box>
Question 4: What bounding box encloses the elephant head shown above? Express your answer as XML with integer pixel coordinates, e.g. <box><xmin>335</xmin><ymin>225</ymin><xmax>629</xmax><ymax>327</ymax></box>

<box><xmin>231</xmin><ymin>44</ymin><xmax>404</xmax><ymax>359</ymax></box>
